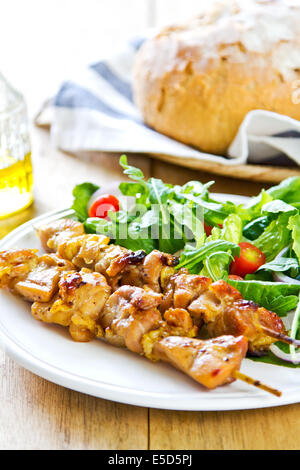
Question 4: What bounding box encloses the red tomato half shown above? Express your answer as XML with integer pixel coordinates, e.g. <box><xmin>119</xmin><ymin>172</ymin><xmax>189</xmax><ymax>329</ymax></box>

<box><xmin>88</xmin><ymin>194</ymin><xmax>119</xmax><ymax>219</ymax></box>
<box><xmin>204</xmin><ymin>223</ymin><xmax>223</xmax><ymax>237</ymax></box>
<box><xmin>230</xmin><ymin>242</ymin><xmax>265</xmax><ymax>278</ymax></box>
<box><xmin>228</xmin><ymin>274</ymin><xmax>244</xmax><ymax>281</ymax></box>
<box><xmin>204</xmin><ymin>223</ymin><xmax>213</xmax><ymax>236</ymax></box>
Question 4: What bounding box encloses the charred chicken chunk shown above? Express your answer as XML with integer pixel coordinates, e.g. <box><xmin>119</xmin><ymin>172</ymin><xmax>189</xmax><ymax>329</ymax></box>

<box><xmin>100</xmin><ymin>285</ymin><xmax>163</xmax><ymax>353</ymax></box>
<box><xmin>31</xmin><ymin>293</ymin><xmax>71</xmax><ymax>326</ymax></box>
<box><xmin>164</xmin><ymin>307</ymin><xmax>195</xmax><ymax>333</ymax></box>
<box><xmin>95</xmin><ymin>246</ymin><xmax>146</xmax><ymax>279</ymax></box>
<box><xmin>57</xmin><ymin>234</ymin><xmax>110</xmax><ymax>268</ymax></box>
<box><xmin>0</xmin><ymin>249</ymin><xmax>39</xmax><ymax>289</ymax></box>
<box><xmin>207</xmin><ymin>281</ymin><xmax>285</xmax><ymax>355</ymax></box>
<box><xmin>153</xmin><ymin>335</ymin><xmax>248</xmax><ymax>389</ymax></box>
<box><xmin>14</xmin><ymin>254</ymin><xmax>75</xmax><ymax>302</ymax></box>
<box><xmin>162</xmin><ymin>273</ymin><xmax>285</xmax><ymax>355</ymax></box>
<box><xmin>160</xmin><ymin>271</ymin><xmax>214</xmax><ymax>327</ymax></box>
<box><xmin>142</xmin><ymin>250</ymin><xmax>178</xmax><ymax>292</ymax></box>
<box><xmin>38</xmin><ymin>218</ymin><xmax>85</xmax><ymax>252</ymax></box>
<box><xmin>32</xmin><ymin>268</ymin><xmax>111</xmax><ymax>342</ymax></box>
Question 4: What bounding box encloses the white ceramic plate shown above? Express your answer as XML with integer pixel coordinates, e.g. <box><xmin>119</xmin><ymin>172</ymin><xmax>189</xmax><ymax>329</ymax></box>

<box><xmin>0</xmin><ymin>194</ymin><xmax>299</xmax><ymax>411</ymax></box>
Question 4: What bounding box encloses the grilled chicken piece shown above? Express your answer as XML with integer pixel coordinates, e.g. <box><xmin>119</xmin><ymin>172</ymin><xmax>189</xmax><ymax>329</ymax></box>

<box><xmin>37</xmin><ymin>219</ymin><xmax>179</xmax><ymax>292</ymax></box>
<box><xmin>160</xmin><ymin>270</ymin><xmax>212</xmax><ymax>327</ymax></box>
<box><xmin>94</xmin><ymin>248</ymin><xmax>178</xmax><ymax>292</ymax></box>
<box><xmin>162</xmin><ymin>272</ymin><xmax>285</xmax><ymax>355</ymax></box>
<box><xmin>38</xmin><ymin>220</ymin><xmax>147</xmax><ymax>287</ymax></box>
<box><xmin>153</xmin><ymin>335</ymin><xmax>248</xmax><ymax>389</ymax></box>
<box><xmin>164</xmin><ymin>307</ymin><xmax>196</xmax><ymax>333</ymax></box>
<box><xmin>57</xmin><ymin>234</ymin><xmax>110</xmax><ymax>268</ymax></box>
<box><xmin>100</xmin><ymin>285</ymin><xmax>163</xmax><ymax>353</ymax></box>
<box><xmin>142</xmin><ymin>250</ymin><xmax>178</xmax><ymax>292</ymax></box>
<box><xmin>32</xmin><ymin>268</ymin><xmax>111</xmax><ymax>342</ymax></box>
<box><xmin>39</xmin><ymin>218</ymin><xmax>85</xmax><ymax>252</ymax></box>
<box><xmin>99</xmin><ymin>249</ymin><xmax>178</xmax><ymax>292</ymax></box>
<box><xmin>207</xmin><ymin>281</ymin><xmax>285</xmax><ymax>356</ymax></box>
<box><xmin>14</xmin><ymin>254</ymin><xmax>75</xmax><ymax>302</ymax></box>
<box><xmin>95</xmin><ymin>246</ymin><xmax>146</xmax><ymax>278</ymax></box>
<box><xmin>113</xmin><ymin>265</ymin><xmax>144</xmax><ymax>290</ymax></box>
<box><xmin>0</xmin><ymin>249</ymin><xmax>39</xmax><ymax>289</ymax></box>
<box><xmin>141</xmin><ymin>307</ymin><xmax>199</xmax><ymax>359</ymax></box>
<box><xmin>60</xmin><ymin>238</ymin><xmax>148</xmax><ymax>289</ymax></box>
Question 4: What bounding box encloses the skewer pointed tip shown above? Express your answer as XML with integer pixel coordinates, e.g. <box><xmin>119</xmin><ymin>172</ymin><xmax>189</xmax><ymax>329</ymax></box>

<box><xmin>234</xmin><ymin>370</ymin><xmax>282</xmax><ymax>397</ymax></box>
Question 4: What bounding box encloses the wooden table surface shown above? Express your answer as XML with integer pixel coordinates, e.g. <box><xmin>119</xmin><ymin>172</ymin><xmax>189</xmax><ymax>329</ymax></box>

<box><xmin>1</xmin><ymin>0</ymin><xmax>300</xmax><ymax>451</ymax></box>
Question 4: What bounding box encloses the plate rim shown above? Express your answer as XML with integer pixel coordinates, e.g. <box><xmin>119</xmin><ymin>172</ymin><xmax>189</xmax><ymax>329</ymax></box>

<box><xmin>0</xmin><ymin>194</ymin><xmax>299</xmax><ymax>411</ymax></box>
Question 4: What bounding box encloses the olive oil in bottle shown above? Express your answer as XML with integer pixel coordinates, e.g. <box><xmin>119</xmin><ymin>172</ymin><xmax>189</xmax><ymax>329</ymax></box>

<box><xmin>0</xmin><ymin>151</ymin><xmax>33</xmax><ymax>219</ymax></box>
<box><xmin>0</xmin><ymin>73</ymin><xmax>33</xmax><ymax>219</ymax></box>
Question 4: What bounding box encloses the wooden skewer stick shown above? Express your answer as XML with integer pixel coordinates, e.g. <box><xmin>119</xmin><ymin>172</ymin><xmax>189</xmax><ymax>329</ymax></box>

<box><xmin>261</xmin><ymin>327</ymin><xmax>300</xmax><ymax>347</ymax></box>
<box><xmin>234</xmin><ymin>371</ymin><xmax>282</xmax><ymax>397</ymax></box>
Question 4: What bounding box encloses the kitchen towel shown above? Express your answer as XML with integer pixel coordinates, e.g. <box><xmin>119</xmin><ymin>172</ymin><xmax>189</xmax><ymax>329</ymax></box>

<box><xmin>36</xmin><ymin>35</ymin><xmax>300</xmax><ymax>167</ymax></box>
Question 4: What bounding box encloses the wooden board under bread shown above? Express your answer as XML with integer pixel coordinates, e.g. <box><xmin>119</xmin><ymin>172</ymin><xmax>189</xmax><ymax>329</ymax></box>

<box><xmin>150</xmin><ymin>153</ymin><xmax>300</xmax><ymax>184</ymax></box>
<box><xmin>35</xmin><ymin>119</ymin><xmax>300</xmax><ymax>184</ymax></box>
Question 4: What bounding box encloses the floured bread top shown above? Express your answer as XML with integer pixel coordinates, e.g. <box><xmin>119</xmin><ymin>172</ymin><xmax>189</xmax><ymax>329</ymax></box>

<box><xmin>144</xmin><ymin>0</ymin><xmax>300</xmax><ymax>81</ymax></box>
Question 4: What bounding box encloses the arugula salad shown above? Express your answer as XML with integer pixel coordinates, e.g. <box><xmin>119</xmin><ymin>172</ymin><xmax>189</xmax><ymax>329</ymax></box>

<box><xmin>71</xmin><ymin>155</ymin><xmax>300</xmax><ymax>367</ymax></box>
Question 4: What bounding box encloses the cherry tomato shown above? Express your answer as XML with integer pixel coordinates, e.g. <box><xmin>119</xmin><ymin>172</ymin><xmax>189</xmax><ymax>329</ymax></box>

<box><xmin>230</xmin><ymin>242</ymin><xmax>265</xmax><ymax>277</ymax></box>
<box><xmin>204</xmin><ymin>223</ymin><xmax>223</xmax><ymax>237</ymax></box>
<box><xmin>228</xmin><ymin>274</ymin><xmax>244</xmax><ymax>281</ymax></box>
<box><xmin>88</xmin><ymin>194</ymin><xmax>119</xmax><ymax>219</ymax></box>
<box><xmin>204</xmin><ymin>223</ymin><xmax>213</xmax><ymax>236</ymax></box>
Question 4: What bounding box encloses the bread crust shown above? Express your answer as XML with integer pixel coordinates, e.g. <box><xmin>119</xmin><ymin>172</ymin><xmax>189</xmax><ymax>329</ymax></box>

<box><xmin>133</xmin><ymin>0</ymin><xmax>300</xmax><ymax>155</ymax></box>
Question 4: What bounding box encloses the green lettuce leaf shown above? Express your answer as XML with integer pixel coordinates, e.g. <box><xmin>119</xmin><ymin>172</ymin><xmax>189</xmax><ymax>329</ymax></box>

<box><xmin>119</xmin><ymin>182</ymin><xmax>149</xmax><ymax>206</ymax></box>
<box><xmin>203</xmin><ymin>251</ymin><xmax>233</xmax><ymax>282</ymax></box>
<box><xmin>84</xmin><ymin>214</ymin><xmax>156</xmax><ymax>253</ymax></box>
<box><xmin>71</xmin><ymin>182</ymin><xmax>99</xmax><ymax>222</ymax></box>
<box><xmin>266</xmin><ymin>176</ymin><xmax>300</xmax><ymax>204</ymax></box>
<box><xmin>254</xmin><ymin>214</ymin><xmax>291</xmax><ymax>262</ymax></box>
<box><xmin>262</xmin><ymin>199</ymin><xmax>298</xmax><ymax>216</ymax></box>
<box><xmin>227</xmin><ymin>279</ymin><xmax>300</xmax><ymax>316</ymax></box>
<box><xmin>288</xmin><ymin>214</ymin><xmax>300</xmax><ymax>263</ymax></box>
<box><xmin>257</xmin><ymin>257</ymin><xmax>299</xmax><ymax>273</ymax></box>
<box><xmin>244</xmin><ymin>189</ymin><xmax>273</xmax><ymax>217</ymax></box>
<box><xmin>178</xmin><ymin>240</ymin><xmax>240</xmax><ymax>273</ymax></box>
<box><xmin>221</xmin><ymin>214</ymin><xmax>242</xmax><ymax>244</ymax></box>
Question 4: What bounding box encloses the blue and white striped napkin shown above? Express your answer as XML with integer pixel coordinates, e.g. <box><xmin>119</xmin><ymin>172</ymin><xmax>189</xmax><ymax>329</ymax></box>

<box><xmin>36</xmin><ymin>36</ymin><xmax>300</xmax><ymax>168</ymax></box>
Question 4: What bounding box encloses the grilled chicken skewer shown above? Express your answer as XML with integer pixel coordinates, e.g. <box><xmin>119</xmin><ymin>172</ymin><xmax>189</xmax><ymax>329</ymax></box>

<box><xmin>0</xmin><ymin>249</ymin><xmax>111</xmax><ymax>342</ymax></box>
<box><xmin>38</xmin><ymin>219</ymin><xmax>178</xmax><ymax>292</ymax></box>
<box><xmin>0</xmin><ymin>247</ymin><xmax>281</xmax><ymax>395</ymax></box>
<box><xmin>0</xmin><ymin>249</ymin><xmax>75</xmax><ymax>301</ymax></box>
<box><xmin>160</xmin><ymin>270</ymin><xmax>300</xmax><ymax>356</ymax></box>
<box><xmin>160</xmin><ymin>270</ymin><xmax>287</xmax><ymax>356</ymax></box>
<box><xmin>37</xmin><ymin>219</ymin><xmax>298</xmax><ymax>356</ymax></box>
<box><xmin>0</xmin><ymin>247</ymin><xmax>247</xmax><ymax>390</ymax></box>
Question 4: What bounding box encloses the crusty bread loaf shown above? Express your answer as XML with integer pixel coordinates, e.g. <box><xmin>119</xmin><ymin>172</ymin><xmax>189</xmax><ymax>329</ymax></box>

<box><xmin>133</xmin><ymin>0</ymin><xmax>300</xmax><ymax>155</ymax></box>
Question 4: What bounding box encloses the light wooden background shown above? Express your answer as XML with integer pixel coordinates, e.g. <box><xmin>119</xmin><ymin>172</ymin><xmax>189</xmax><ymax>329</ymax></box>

<box><xmin>0</xmin><ymin>0</ymin><xmax>300</xmax><ymax>450</ymax></box>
